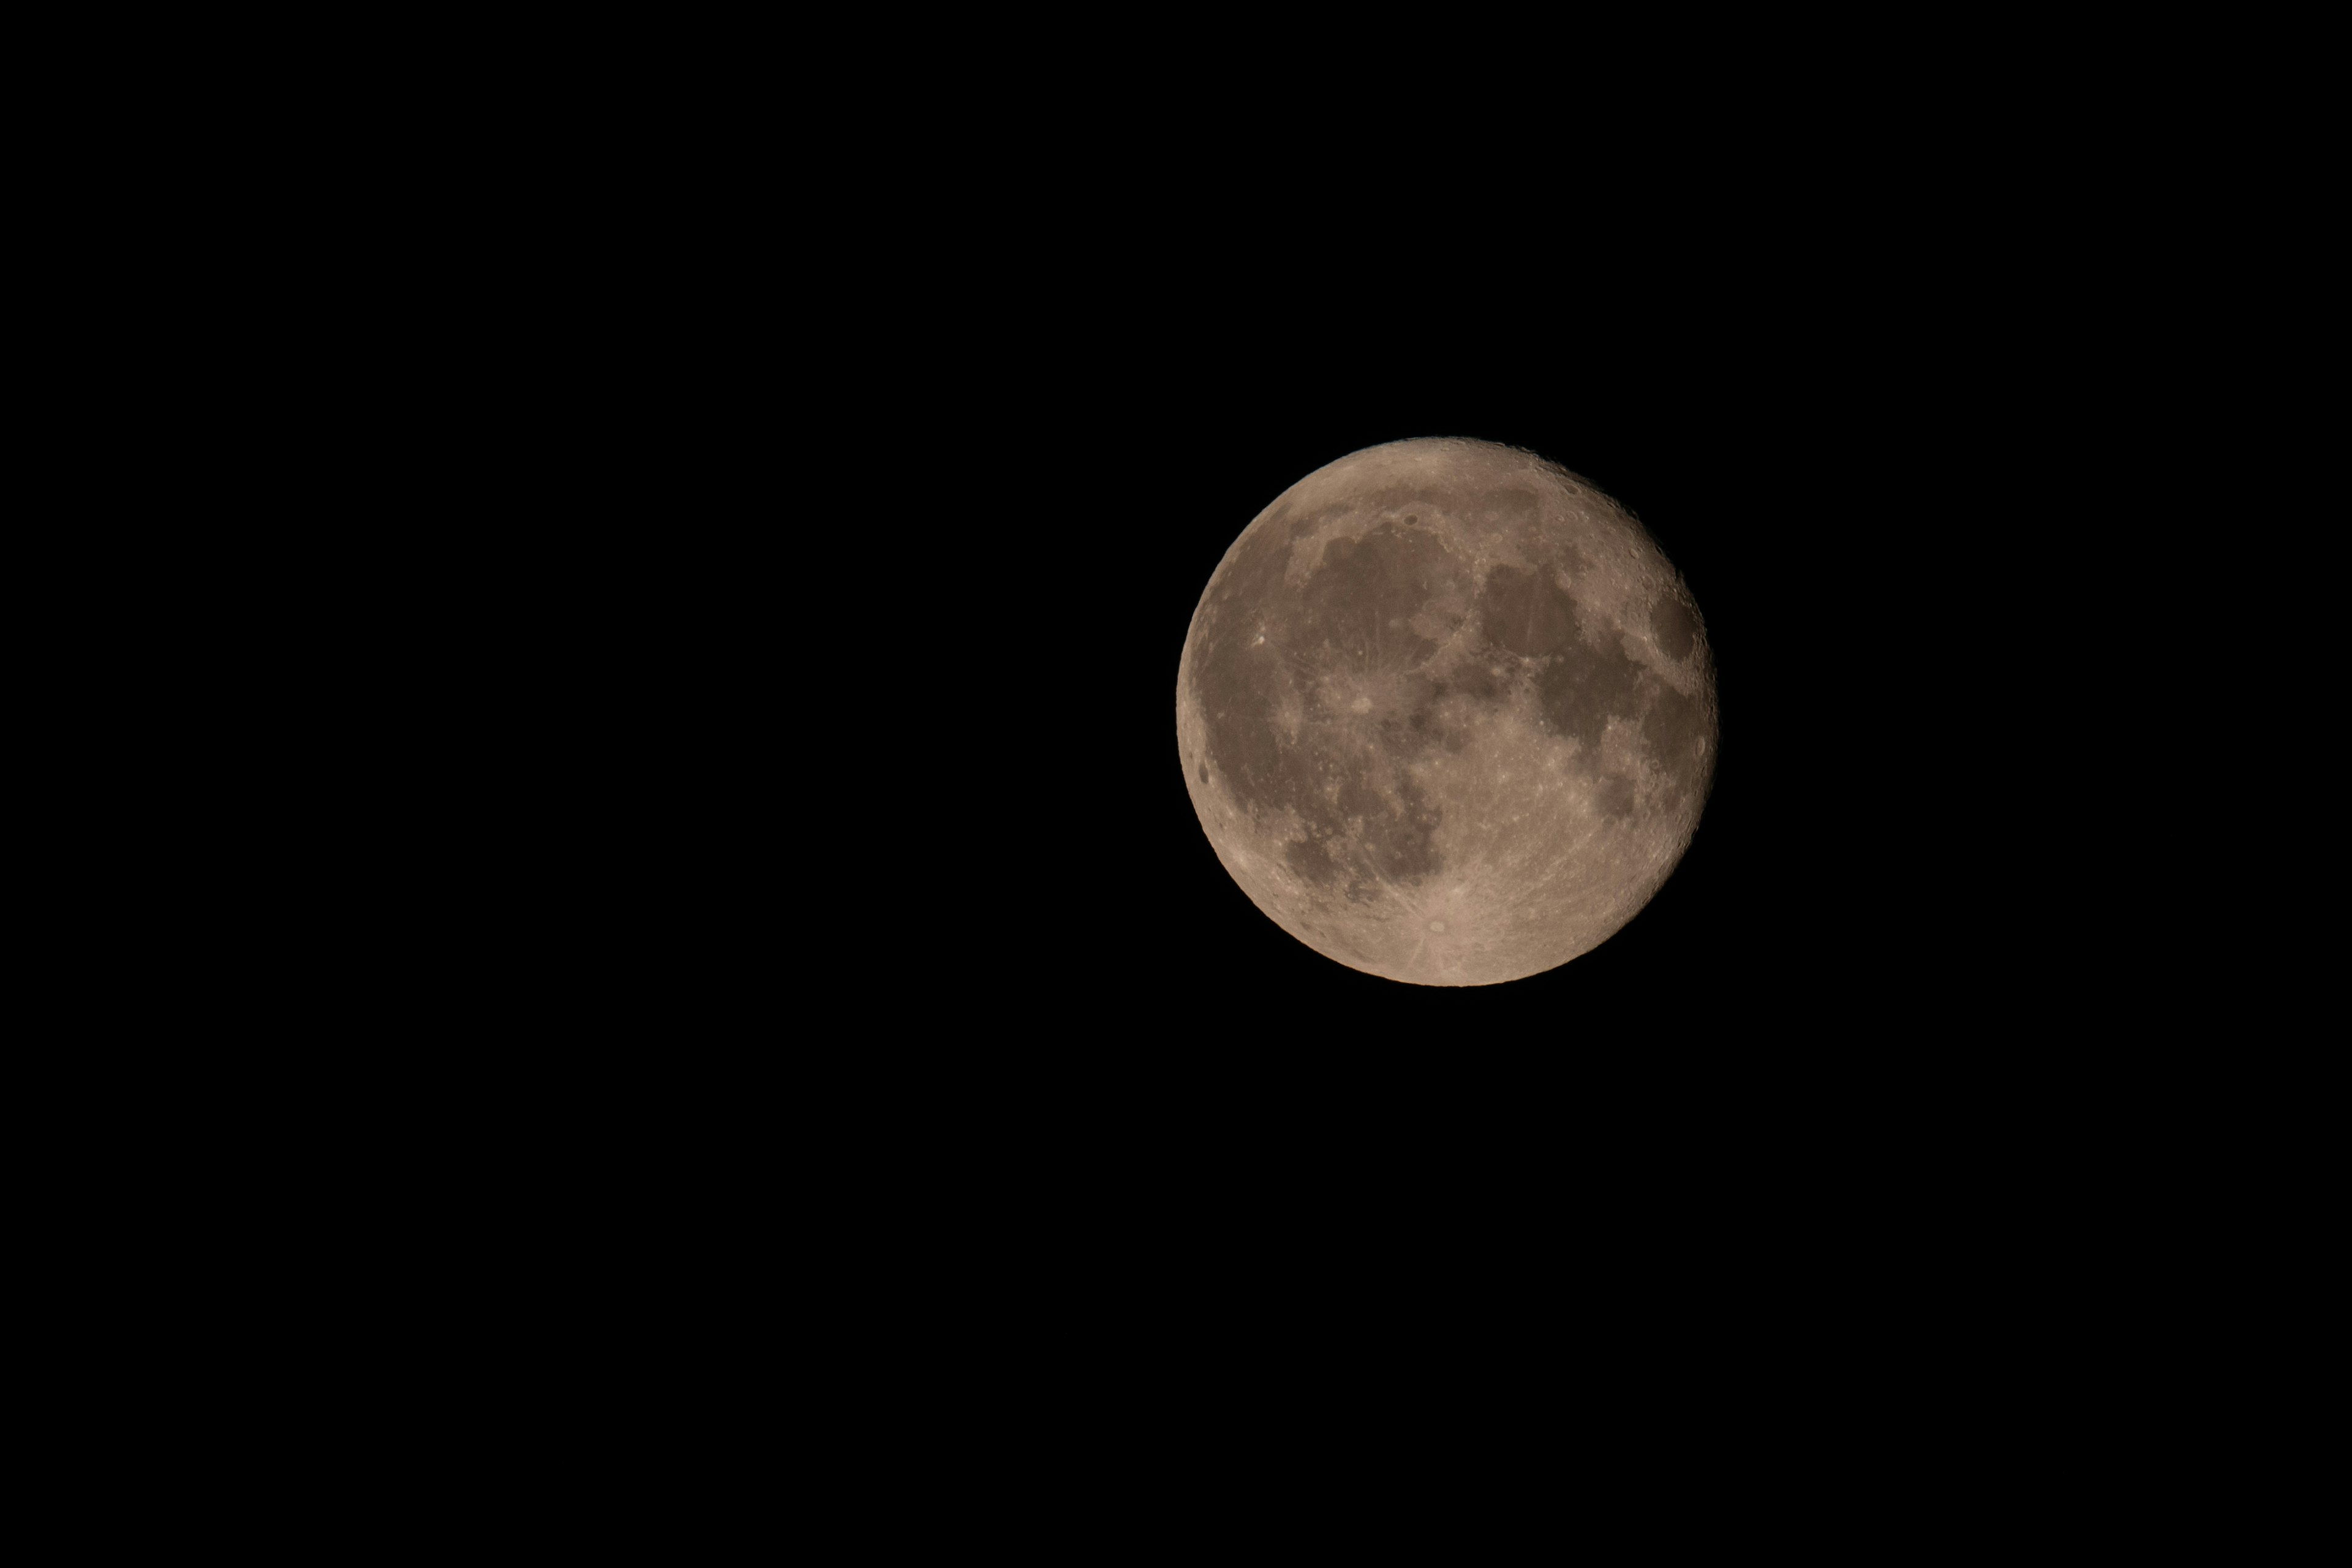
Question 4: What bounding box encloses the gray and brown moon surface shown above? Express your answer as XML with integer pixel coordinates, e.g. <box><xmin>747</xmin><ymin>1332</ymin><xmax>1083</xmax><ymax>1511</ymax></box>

<box><xmin>1177</xmin><ymin>437</ymin><xmax>1717</xmax><ymax>987</ymax></box>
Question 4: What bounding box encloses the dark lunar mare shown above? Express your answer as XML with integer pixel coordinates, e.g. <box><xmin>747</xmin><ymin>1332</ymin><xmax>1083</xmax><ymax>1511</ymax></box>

<box><xmin>1193</xmin><ymin>516</ymin><xmax>1464</xmax><ymax>895</ymax></box>
<box><xmin>1649</xmin><ymin>592</ymin><xmax>1697</xmax><ymax>662</ymax></box>
<box><xmin>1471</xmin><ymin>560</ymin><xmax>1711</xmax><ymax>820</ymax></box>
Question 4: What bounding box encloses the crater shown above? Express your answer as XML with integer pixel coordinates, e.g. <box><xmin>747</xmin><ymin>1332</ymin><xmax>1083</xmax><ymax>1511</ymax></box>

<box><xmin>1650</xmin><ymin>591</ymin><xmax>1697</xmax><ymax>662</ymax></box>
<box><xmin>1642</xmin><ymin>682</ymin><xmax>1711</xmax><ymax>807</ymax></box>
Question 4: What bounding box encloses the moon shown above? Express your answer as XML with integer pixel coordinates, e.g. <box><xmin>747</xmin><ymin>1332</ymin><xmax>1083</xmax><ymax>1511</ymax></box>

<box><xmin>1176</xmin><ymin>437</ymin><xmax>1717</xmax><ymax>986</ymax></box>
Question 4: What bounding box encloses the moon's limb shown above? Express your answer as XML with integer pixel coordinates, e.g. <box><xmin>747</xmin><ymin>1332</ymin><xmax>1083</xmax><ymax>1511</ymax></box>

<box><xmin>1176</xmin><ymin>437</ymin><xmax>1716</xmax><ymax>987</ymax></box>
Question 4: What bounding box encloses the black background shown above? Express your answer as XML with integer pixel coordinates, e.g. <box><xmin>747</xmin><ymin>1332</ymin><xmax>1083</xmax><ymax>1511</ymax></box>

<box><xmin>92</xmin><ymin>39</ymin><xmax>2308</xmax><ymax>1480</ymax></box>
<box><xmin>292</xmin><ymin>44</ymin><xmax>2332</xmax><ymax>1482</ymax></box>
<box><xmin>347</xmin><ymin>74</ymin><xmax>2323</xmax><ymax>1457</ymax></box>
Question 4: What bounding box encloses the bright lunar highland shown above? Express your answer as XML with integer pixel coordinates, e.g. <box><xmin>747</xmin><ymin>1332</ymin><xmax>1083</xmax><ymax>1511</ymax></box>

<box><xmin>1177</xmin><ymin>438</ymin><xmax>1717</xmax><ymax>986</ymax></box>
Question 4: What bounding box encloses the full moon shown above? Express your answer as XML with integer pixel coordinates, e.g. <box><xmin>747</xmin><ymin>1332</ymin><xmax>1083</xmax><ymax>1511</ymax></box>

<box><xmin>1176</xmin><ymin>437</ymin><xmax>1717</xmax><ymax>986</ymax></box>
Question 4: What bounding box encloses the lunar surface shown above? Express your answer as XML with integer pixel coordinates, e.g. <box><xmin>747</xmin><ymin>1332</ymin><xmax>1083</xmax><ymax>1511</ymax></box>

<box><xmin>1176</xmin><ymin>438</ymin><xmax>1716</xmax><ymax>986</ymax></box>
